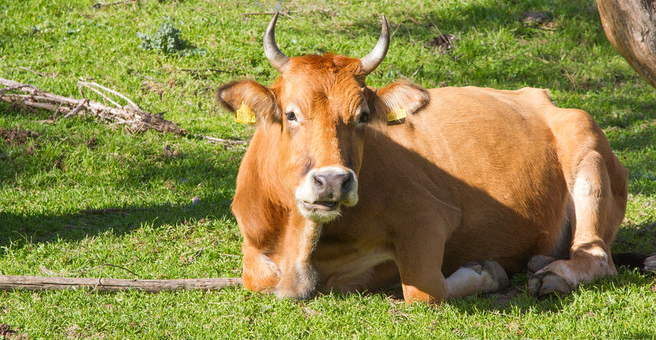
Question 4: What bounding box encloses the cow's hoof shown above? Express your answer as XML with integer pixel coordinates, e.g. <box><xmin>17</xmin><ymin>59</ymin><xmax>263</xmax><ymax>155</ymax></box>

<box><xmin>528</xmin><ymin>269</ymin><xmax>573</xmax><ymax>296</ymax></box>
<box><xmin>482</xmin><ymin>260</ymin><xmax>509</xmax><ymax>290</ymax></box>
<box><xmin>463</xmin><ymin>260</ymin><xmax>508</xmax><ymax>292</ymax></box>
<box><xmin>527</xmin><ymin>255</ymin><xmax>556</xmax><ymax>273</ymax></box>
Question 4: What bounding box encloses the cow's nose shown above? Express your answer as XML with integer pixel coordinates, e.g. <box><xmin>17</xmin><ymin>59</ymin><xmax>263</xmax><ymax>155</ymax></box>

<box><xmin>313</xmin><ymin>171</ymin><xmax>354</xmax><ymax>198</ymax></box>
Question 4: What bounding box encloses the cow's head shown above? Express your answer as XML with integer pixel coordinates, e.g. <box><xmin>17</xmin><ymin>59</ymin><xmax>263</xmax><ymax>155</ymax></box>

<box><xmin>219</xmin><ymin>14</ymin><xmax>428</xmax><ymax>224</ymax></box>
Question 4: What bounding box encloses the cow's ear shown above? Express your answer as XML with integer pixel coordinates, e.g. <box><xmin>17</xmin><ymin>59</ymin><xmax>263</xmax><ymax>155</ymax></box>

<box><xmin>370</xmin><ymin>81</ymin><xmax>430</xmax><ymax>124</ymax></box>
<box><xmin>217</xmin><ymin>80</ymin><xmax>279</xmax><ymax>124</ymax></box>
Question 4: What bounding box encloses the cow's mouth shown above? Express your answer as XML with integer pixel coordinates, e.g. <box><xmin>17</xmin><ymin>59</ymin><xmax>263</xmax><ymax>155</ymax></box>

<box><xmin>296</xmin><ymin>200</ymin><xmax>344</xmax><ymax>223</ymax></box>
<box><xmin>301</xmin><ymin>201</ymin><xmax>339</xmax><ymax>211</ymax></box>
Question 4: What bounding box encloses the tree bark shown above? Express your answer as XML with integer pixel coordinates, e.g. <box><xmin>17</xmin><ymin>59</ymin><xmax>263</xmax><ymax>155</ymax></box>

<box><xmin>0</xmin><ymin>275</ymin><xmax>242</xmax><ymax>293</ymax></box>
<box><xmin>596</xmin><ymin>0</ymin><xmax>656</xmax><ymax>88</ymax></box>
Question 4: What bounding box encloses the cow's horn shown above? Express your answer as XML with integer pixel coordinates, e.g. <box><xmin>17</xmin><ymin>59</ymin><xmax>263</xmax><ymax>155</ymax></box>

<box><xmin>264</xmin><ymin>13</ymin><xmax>290</xmax><ymax>73</ymax></box>
<box><xmin>359</xmin><ymin>15</ymin><xmax>390</xmax><ymax>76</ymax></box>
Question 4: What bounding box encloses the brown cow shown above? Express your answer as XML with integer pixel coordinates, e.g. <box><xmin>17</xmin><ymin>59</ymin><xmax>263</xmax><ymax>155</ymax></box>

<box><xmin>217</xmin><ymin>14</ymin><xmax>629</xmax><ymax>304</ymax></box>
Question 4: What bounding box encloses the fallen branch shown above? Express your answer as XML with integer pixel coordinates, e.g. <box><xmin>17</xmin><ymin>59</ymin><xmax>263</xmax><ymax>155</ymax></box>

<box><xmin>92</xmin><ymin>0</ymin><xmax>141</xmax><ymax>9</ymax></box>
<box><xmin>0</xmin><ymin>275</ymin><xmax>243</xmax><ymax>293</ymax></box>
<box><xmin>241</xmin><ymin>11</ymin><xmax>295</xmax><ymax>17</ymax></box>
<box><xmin>0</xmin><ymin>77</ymin><xmax>186</xmax><ymax>135</ymax></box>
<box><xmin>197</xmin><ymin>135</ymin><xmax>248</xmax><ymax>146</ymax></box>
<box><xmin>0</xmin><ymin>77</ymin><xmax>249</xmax><ymax>147</ymax></box>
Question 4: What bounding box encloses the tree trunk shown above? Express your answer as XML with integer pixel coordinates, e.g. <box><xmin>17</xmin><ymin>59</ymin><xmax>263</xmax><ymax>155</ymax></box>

<box><xmin>596</xmin><ymin>0</ymin><xmax>656</xmax><ymax>88</ymax></box>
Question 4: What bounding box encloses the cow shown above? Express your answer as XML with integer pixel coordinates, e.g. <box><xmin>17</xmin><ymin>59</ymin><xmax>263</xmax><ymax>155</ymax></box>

<box><xmin>217</xmin><ymin>13</ymin><xmax>630</xmax><ymax>304</ymax></box>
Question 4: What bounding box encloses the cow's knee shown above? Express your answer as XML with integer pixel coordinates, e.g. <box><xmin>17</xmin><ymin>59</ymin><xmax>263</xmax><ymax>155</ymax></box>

<box><xmin>242</xmin><ymin>246</ymin><xmax>281</xmax><ymax>293</ymax></box>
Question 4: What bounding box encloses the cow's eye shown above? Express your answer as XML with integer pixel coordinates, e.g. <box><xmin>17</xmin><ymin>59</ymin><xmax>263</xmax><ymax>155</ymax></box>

<box><xmin>358</xmin><ymin>111</ymin><xmax>370</xmax><ymax>124</ymax></box>
<box><xmin>286</xmin><ymin>111</ymin><xmax>297</xmax><ymax>122</ymax></box>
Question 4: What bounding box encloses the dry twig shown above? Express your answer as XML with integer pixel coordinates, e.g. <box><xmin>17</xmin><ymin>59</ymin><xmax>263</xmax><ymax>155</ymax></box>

<box><xmin>198</xmin><ymin>135</ymin><xmax>248</xmax><ymax>146</ymax></box>
<box><xmin>18</xmin><ymin>66</ymin><xmax>50</xmax><ymax>77</ymax></box>
<box><xmin>92</xmin><ymin>0</ymin><xmax>141</xmax><ymax>9</ymax></box>
<box><xmin>242</xmin><ymin>11</ymin><xmax>295</xmax><ymax>18</ymax></box>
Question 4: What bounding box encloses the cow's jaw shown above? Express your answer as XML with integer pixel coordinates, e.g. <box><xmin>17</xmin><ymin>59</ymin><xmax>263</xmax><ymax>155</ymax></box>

<box><xmin>295</xmin><ymin>166</ymin><xmax>359</xmax><ymax>223</ymax></box>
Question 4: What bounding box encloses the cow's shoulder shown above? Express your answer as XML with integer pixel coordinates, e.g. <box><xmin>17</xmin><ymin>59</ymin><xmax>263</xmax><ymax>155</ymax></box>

<box><xmin>232</xmin><ymin>128</ymin><xmax>292</xmax><ymax>250</ymax></box>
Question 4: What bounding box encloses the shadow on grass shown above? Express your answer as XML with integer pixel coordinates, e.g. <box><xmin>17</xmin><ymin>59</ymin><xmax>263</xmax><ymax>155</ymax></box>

<box><xmin>331</xmin><ymin>264</ymin><xmax>654</xmax><ymax>321</ymax></box>
<box><xmin>614</xmin><ymin>220</ymin><xmax>656</xmax><ymax>254</ymax></box>
<box><xmin>0</xmin><ymin>106</ymin><xmax>241</xmax><ymax>250</ymax></box>
<box><xmin>0</xmin><ymin>147</ymin><xmax>238</xmax><ymax>248</ymax></box>
<box><xmin>0</xmin><ymin>198</ymin><xmax>233</xmax><ymax>249</ymax></box>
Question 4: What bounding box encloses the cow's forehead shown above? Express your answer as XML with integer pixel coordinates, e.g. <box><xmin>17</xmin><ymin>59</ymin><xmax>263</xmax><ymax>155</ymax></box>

<box><xmin>274</xmin><ymin>55</ymin><xmax>367</xmax><ymax>120</ymax></box>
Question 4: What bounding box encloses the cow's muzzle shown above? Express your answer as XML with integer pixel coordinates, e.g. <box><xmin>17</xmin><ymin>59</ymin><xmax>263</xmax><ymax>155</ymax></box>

<box><xmin>295</xmin><ymin>166</ymin><xmax>358</xmax><ymax>222</ymax></box>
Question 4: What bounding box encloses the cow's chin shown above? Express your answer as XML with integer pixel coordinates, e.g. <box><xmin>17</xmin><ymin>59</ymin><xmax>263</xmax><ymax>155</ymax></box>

<box><xmin>296</xmin><ymin>201</ymin><xmax>345</xmax><ymax>223</ymax></box>
<box><xmin>295</xmin><ymin>196</ymin><xmax>359</xmax><ymax>223</ymax></box>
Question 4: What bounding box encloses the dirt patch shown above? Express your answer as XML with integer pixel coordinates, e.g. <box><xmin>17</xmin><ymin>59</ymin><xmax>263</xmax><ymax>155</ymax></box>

<box><xmin>520</xmin><ymin>12</ymin><xmax>557</xmax><ymax>30</ymax></box>
<box><xmin>0</xmin><ymin>128</ymin><xmax>38</xmax><ymax>145</ymax></box>
<box><xmin>65</xmin><ymin>324</ymin><xmax>86</xmax><ymax>339</ymax></box>
<box><xmin>428</xmin><ymin>33</ymin><xmax>459</xmax><ymax>53</ymax></box>
<box><xmin>520</xmin><ymin>12</ymin><xmax>552</xmax><ymax>25</ymax></box>
<box><xmin>0</xmin><ymin>323</ymin><xmax>16</xmax><ymax>338</ymax></box>
<box><xmin>492</xmin><ymin>286</ymin><xmax>523</xmax><ymax>307</ymax></box>
<box><xmin>86</xmin><ymin>137</ymin><xmax>98</xmax><ymax>150</ymax></box>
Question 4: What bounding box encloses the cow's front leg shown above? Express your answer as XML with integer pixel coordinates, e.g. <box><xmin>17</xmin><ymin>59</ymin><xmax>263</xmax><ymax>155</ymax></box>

<box><xmin>396</xmin><ymin>245</ymin><xmax>508</xmax><ymax>303</ymax></box>
<box><xmin>394</xmin><ymin>223</ymin><xmax>450</xmax><ymax>304</ymax></box>
<box><xmin>242</xmin><ymin>243</ymin><xmax>281</xmax><ymax>292</ymax></box>
<box><xmin>274</xmin><ymin>218</ymin><xmax>323</xmax><ymax>299</ymax></box>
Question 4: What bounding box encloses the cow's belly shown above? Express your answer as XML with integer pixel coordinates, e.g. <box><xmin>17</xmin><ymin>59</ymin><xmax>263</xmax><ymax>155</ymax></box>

<box><xmin>313</xmin><ymin>245</ymin><xmax>396</xmax><ymax>292</ymax></box>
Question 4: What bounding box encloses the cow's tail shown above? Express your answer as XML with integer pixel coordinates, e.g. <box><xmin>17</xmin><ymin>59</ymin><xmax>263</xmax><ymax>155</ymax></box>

<box><xmin>612</xmin><ymin>252</ymin><xmax>656</xmax><ymax>273</ymax></box>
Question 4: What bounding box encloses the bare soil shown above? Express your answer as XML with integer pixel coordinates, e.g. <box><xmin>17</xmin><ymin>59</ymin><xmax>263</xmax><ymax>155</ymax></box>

<box><xmin>0</xmin><ymin>128</ymin><xmax>37</xmax><ymax>145</ymax></box>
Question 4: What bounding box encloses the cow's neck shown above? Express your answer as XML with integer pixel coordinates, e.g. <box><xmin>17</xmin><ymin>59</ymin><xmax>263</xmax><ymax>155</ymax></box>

<box><xmin>251</xmin><ymin>126</ymin><xmax>325</xmax><ymax>297</ymax></box>
<box><xmin>250</xmin><ymin>126</ymin><xmax>294</xmax><ymax>208</ymax></box>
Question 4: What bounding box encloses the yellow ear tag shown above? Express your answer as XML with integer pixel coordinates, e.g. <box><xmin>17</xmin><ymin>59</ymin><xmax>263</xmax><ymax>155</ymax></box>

<box><xmin>387</xmin><ymin>107</ymin><xmax>407</xmax><ymax>122</ymax></box>
<box><xmin>234</xmin><ymin>101</ymin><xmax>256</xmax><ymax>124</ymax></box>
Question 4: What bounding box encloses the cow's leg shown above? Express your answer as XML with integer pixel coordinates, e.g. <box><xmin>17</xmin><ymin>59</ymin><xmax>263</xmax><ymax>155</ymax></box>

<box><xmin>242</xmin><ymin>243</ymin><xmax>281</xmax><ymax>292</ymax></box>
<box><xmin>394</xmin><ymin>222</ymin><xmax>449</xmax><ymax>304</ymax></box>
<box><xmin>529</xmin><ymin>151</ymin><xmax>626</xmax><ymax>295</ymax></box>
<box><xmin>445</xmin><ymin>260</ymin><xmax>508</xmax><ymax>300</ymax></box>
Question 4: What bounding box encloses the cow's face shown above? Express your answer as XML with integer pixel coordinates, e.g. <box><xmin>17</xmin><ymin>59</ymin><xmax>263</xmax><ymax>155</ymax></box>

<box><xmin>218</xmin><ymin>14</ymin><xmax>428</xmax><ymax>224</ymax></box>
<box><xmin>273</xmin><ymin>56</ymin><xmax>371</xmax><ymax>222</ymax></box>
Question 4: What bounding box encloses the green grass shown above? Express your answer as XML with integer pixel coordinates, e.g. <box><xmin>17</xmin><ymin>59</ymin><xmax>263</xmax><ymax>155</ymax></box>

<box><xmin>1</xmin><ymin>0</ymin><xmax>655</xmax><ymax>338</ymax></box>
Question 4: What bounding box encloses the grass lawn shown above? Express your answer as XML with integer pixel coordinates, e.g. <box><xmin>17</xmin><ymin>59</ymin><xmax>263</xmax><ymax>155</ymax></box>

<box><xmin>1</xmin><ymin>0</ymin><xmax>655</xmax><ymax>338</ymax></box>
